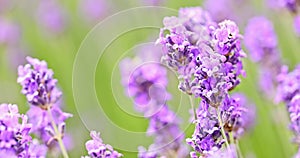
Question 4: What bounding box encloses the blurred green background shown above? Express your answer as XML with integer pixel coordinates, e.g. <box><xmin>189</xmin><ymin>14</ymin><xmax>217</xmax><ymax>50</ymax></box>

<box><xmin>0</xmin><ymin>0</ymin><xmax>299</xmax><ymax>157</ymax></box>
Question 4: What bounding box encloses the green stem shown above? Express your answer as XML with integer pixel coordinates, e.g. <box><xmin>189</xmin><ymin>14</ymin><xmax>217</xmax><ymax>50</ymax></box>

<box><xmin>189</xmin><ymin>96</ymin><xmax>197</xmax><ymax>120</ymax></box>
<box><xmin>47</xmin><ymin>107</ymin><xmax>69</xmax><ymax>158</ymax></box>
<box><xmin>236</xmin><ymin>140</ymin><xmax>244</xmax><ymax>158</ymax></box>
<box><xmin>216</xmin><ymin>108</ymin><xmax>230</xmax><ymax>148</ymax></box>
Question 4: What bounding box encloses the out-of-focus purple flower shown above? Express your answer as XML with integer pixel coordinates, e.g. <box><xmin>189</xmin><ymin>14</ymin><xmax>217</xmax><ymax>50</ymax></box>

<box><xmin>83</xmin><ymin>131</ymin><xmax>122</xmax><ymax>158</ymax></box>
<box><xmin>120</xmin><ymin>44</ymin><xmax>188</xmax><ymax>157</ymax></box>
<box><xmin>294</xmin><ymin>15</ymin><xmax>300</xmax><ymax>35</ymax></box>
<box><xmin>27</xmin><ymin>139</ymin><xmax>48</xmax><ymax>158</ymax></box>
<box><xmin>120</xmin><ymin>45</ymin><xmax>170</xmax><ymax>115</ymax></box>
<box><xmin>279</xmin><ymin>0</ymin><xmax>297</xmax><ymax>12</ymax></box>
<box><xmin>244</xmin><ymin>17</ymin><xmax>282</xmax><ymax>98</ymax></box>
<box><xmin>78</xmin><ymin>0</ymin><xmax>110</xmax><ymax>24</ymax></box>
<box><xmin>276</xmin><ymin>65</ymin><xmax>300</xmax><ymax>146</ymax></box>
<box><xmin>17</xmin><ymin>56</ymin><xmax>62</xmax><ymax>108</ymax></box>
<box><xmin>206</xmin><ymin>145</ymin><xmax>237</xmax><ymax>158</ymax></box>
<box><xmin>0</xmin><ymin>19</ymin><xmax>21</xmax><ymax>46</ymax></box>
<box><xmin>6</xmin><ymin>46</ymin><xmax>29</xmax><ymax>71</ymax></box>
<box><xmin>270</xmin><ymin>0</ymin><xmax>300</xmax><ymax>35</ymax></box>
<box><xmin>276</xmin><ymin>65</ymin><xmax>300</xmax><ymax>103</ymax></box>
<box><xmin>36</xmin><ymin>0</ymin><xmax>68</xmax><ymax>34</ymax></box>
<box><xmin>0</xmin><ymin>0</ymin><xmax>13</xmax><ymax>13</ymax></box>
<box><xmin>141</xmin><ymin>0</ymin><xmax>165</xmax><ymax>6</ymax></box>
<box><xmin>203</xmin><ymin>0</ymin><xmax>253</xmax><ymax>25</ymax></box>
<box><xmin>0</xmin><ymin>103</ymin><xmax>47</xmax><ymax>157</ymax></box>
<box><xmin>244</xmin><ymin>17</ymin><xmax>279</xmax><ymax>62</ymax></box>
<box><xmin>139</xmin><ymin>105</ymin><xmax>189</xmax><ymax>158</ymax></box>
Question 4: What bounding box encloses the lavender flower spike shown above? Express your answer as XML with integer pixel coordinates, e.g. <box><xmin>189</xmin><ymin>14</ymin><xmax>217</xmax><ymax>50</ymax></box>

<box><xmin>276</xmin><ymin>65</ymin><xmax>300</xmax><ymax>156</ymax></box>
<box><xmin>120</xmin><ymin>44</ymin><xmax>188</xmax><ymax>157</ymax></box>
<box><xmin>17</xmin><ymin>56</ymin><xmax>62</xmax><ymax>109</ymax></box>
<box><xmin>157</xmin><ymin>7</ymin><xmax>215</xmax><ymax>94</ymax></box>
<box><xmin>83</xmin><ymin>131</ymin><xmax>122</xmax><ymax>158</ymax></box>
<box><xmin>0</xmin><ymin>103</ymin><xmax>47</xmax><ymax>157</ymax></box>
<box><xmin>244</xmin><ymin>16</ymin><xmax>282</xmax><ymax>98</ymax></box>
<box><xmin>18</xmin><ymin>56</ymin><xmax>71</xmax><ymax>158</ymax></box>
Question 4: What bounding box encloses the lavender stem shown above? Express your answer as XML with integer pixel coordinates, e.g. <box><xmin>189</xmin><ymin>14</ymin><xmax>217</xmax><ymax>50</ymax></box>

<box><xmin>217</xmin><ymin>107</ymin><xmax>230</xmax><ymax>148</ymax></box>
<box><xmin>47</xmin><ymin>106</ymin><xmax>69</xmax><ymax>158</ymax></box>
<box><xmin>236</xmin><ymin>140</ymin><xmax>243</xmax><ymax>158</ymax></box>
<box><xmin>189</xmin><ymin>96</ymin><xmax>197</xmax><ymax>120</ymax></box>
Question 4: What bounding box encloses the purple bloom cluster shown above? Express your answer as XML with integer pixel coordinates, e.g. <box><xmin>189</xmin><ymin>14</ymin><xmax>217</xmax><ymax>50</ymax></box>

<box><xmin>17</xmin><ymin>56</ymin><xmax>72</xmax><ymax>155</ymax></box>
<box><xmin>244</xmin><ymin>17</ymin><xmax>282</xmax><ymax>98</ymax></box>
<box><xmin>0</xmin><ymin>103</ymin><xmax>47</xmax><ymax>157</ymax></box>
<box><xmin>221</xmin><ymin>94</ymin><xmax>255</xmax><ymax>139</ymax></box>
<box><xmin>157</xmin><ymin>7</ymin><xmax>214</xmax><ymax>94</ymax></box>
<box><xmin>26</xmin><ymin>105</ymin><xmax>72</xmax><ymax>149</ymax></box>
<box><xmin>276</xmin><ymin>65</ymin><xmax>300</xmax><ymax>156</ymax></box>
<box><xmin>120</xmin><ymin>45</ymin><xmax>170</xmax><ymax>115</ymax></box>
<box><xmin>186</xmin><ymin>102</ymin><xmax>224</xmax><ymax>155</ymax></box>
<box><xmin>139</xmin><ymin>105</ymin><xmax>189</xmax><ymax>158</ymax></box>
<box><xmin>82</xmin><ymin>131</ymin><xmax>122</xmax><ymax>158</ymax></box>
<box><xmin>17</xmin><ymin>57</ymin><xmax>62</xmax><ymax>108</ymax></box>
<box><xmin>157</xmin><ymin>7</ymin><xmax>254</xmax><ymax>157</ymax></box>
<box><xmin>158</xmin><ymin>7</ymin><xmax>246</xmax><ymax>101</ymax></box>
<box><xmin>120</xmin><ymin>45</ymin><xmax>188</xmax><ymax>157</ymax></box>
<box><xmin>187</xmin><ymin>94</ymin><xmax>254</xmax><ymax>157</ymax></box>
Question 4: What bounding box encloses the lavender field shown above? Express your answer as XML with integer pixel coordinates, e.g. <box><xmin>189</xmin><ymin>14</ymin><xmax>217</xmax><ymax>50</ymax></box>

<box><xmin>0</xmin><ymin>0</ymin><xmax>300</xmax><ymax>157</ymax></box>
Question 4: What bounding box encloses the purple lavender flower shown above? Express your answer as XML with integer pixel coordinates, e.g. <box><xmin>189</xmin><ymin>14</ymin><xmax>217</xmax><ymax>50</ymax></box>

<box><xmin>187</xmin><ymin>94</ymin><xmax>254</xmax><ymax>156</ymax></box>
<box><xmin>279</xmin><ymin>0</ymin><xmax>297</xmax><ymax>13</ymax></box>
<box><xmin>206</xmin><ymin>145</ymin><xmax>237</xmax><ymax>158</ymax></box>
<box><xmin>191</xmin><ymin>20</ymin><xmax>246</xmax><ymax>106</ymax></box>
<box><xmin>120</xmin><ymin>44</ymin><xmax>188</xmax><ymax>157</ymax></box>
<box><xmin>186</xmin><ymin>101</ymin><xmax>224</xmax><ymax>156</ymax></box>
<box><xmin>294</xmin><ymin>15</ymin><xmax>300</xmax><ymax>35</ymax></box>
<box><xmin>158</xmin><ymin>7</ymin><xmax>246</xmax><ymax>100</ymax></box>
<box><xmin>157</xmin><ymin>7</ymin><xmax>215</xmax><ymax>94</ymax></box>
<box><xmin>276</xmin><ymin>65</ymin><xmax>300</xmax><ymax>147</ymax></box>
<box><xmin>244</xmin><ymin>17</ymin><xmax>279</xmax><ymax>62</ymax></box>
<box><xmin>244</xmin><ymin>17</ymin><xmax>282</xmax><ymax>98</ymax></box>
<box><xmin>141</xmin><ymin>0</ymin><xmax>165</xmax><ymax>6</ymax></box>
<box><xmin>269</xmin><ymin>0</ymin><xmax>300</xmax><ymax>35</ymax></box>
<box><xmin>221</xmin><ymin>94</ymin><xmax>255</xmax><ymax>139</ymax></box>
<box><xmin>26</xmin><ymin>105</ymin><xmax>72</xmax><ymax>148</ymax></box>
<box><xmin>140</xmin><ymin>105</ymin><xmax>188</xmax><ymax>158</ymax></box>
<box><xmin>83</xmin><ymin>131</ymin><xmax>122</xmax><ymax>158</ymax></box>
<box><xmin>119</xmin><ymin>45</ymin><xmax>170</xmax><ymax>115</ymax></box>
<box><xmin>0</xmin><ymin>0</ymin><xmax>12</xmax><ymax>13</ymax></box>
<box><xmin>78</xmin><ymin>0</ymin><xmax>110</xmax><ymax>24</ymax></box>
<box><xmin>17</xmin><ymin>56</ymin><xmax>62</xmax><ymax>108</ymax></box>
<box><xmin>18</xmin><ymin>57</ymin><xmax>72</xmax><ymax>157</ymax></box>
<box><xmin>276</xmin><ymin>65</ymin><xmax>300</xmax><ymax>103</ymax></box>
<box><xmin>0</xmin><ymin>103</ymin><xmax>47</xmax><ymax>157</ymax></box>
<box><xmin>36</xmin><ymin>0</ymin><xmax>68</xmax><ymax>34</ymax></box>
<box><xmin>0</xmin><ymin>18</ymin><xmax>21</xmax><ymax>46</ymax></box>
<box><xmin>27</xmin><ymin>139</ymin><xmax>48</xmax><ymax>158</ymax></box>
<box><xmin>203</xmin><ymin>0</ymin><xmax>253</xmax><ymax>25</ymax></box>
